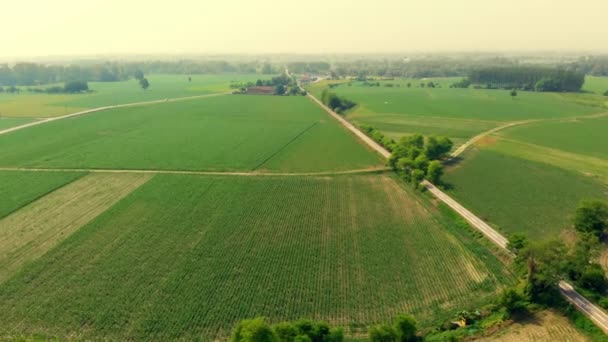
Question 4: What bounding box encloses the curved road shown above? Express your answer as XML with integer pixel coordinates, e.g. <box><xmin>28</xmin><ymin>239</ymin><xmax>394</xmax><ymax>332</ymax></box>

<box><xmin>297</xmin><ymin>73</ymin><xmax>608</xmax><ymax>335</ymax></box>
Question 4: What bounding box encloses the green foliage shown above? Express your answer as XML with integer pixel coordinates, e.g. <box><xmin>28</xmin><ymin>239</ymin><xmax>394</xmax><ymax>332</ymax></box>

<box><xmin>139</xmin><ymin>77</ymin><xmax>150</xmax><ymax>90</ymax></box>
<box><xmin>369</xmin><ymin>324</ymin><xmax>397</xmax><ymax>342</ymax></box>
<box><xmin>425</xmin><ymin>161</ymin><xmax>443</xmax><ymax>184</ymax></box>
<box><xmin>393</xmin><ymin>314</ymin><xmax>417</xmax><ymax>342</ymax></box>
<box><xmin>506</xmin><ymin>233</ymin><xmax>528</xmax><ymax>254</ymax></box>
<box><xmin>510</xmin><ymin>88</ymin><xmax>517</xmax><ymax>97</ymax></box>
<box><xmin>63</xmin><ymin>80</ymin><xmax>89</xmax><ymax>93</ymax></box>
<box><xmin>273</xmin><ymin>322</ymin><xmax>298</xmax><ymax>342</ymax></box>
<box><xmin>232</xmin><ymin>318</ymin><xmax>278</xmax><ymax>342</ymax></box>
<box><xmin>390</xmin><ymin>133</ymin><xmax>452</xmax><ymax>186</ymax></box>
<box><xmin>574</xmin><ymin>199</ymin><xmax>608</xmax><ymax>237</ymax></box>
<box><xmin>275</xmin><ymin>84</ymin><xmax>286</xmax><ymax>95</ymax></box>
<box><xmin>321</xmin><ymin>89</ymin><xmax>356</xmax><ymax>113</ymax></box>
<box><xmin>450</xmin><ymin>78</ymin><xmax>471</xmax><ymax>88</ymax></box>
<box><xmin>516</xmin><ymin>240</ymin><xmax>569</xmax><ymax>304</ymax></box>
<box><xmin>497</xmin><ymin>287</ymin><xmax>529</xmax><ymax>316</ymax></box>
<box><xmin>578</xmin><ymin>264</ymin><xmax>607</xmax><ymax>293</ymax></box>
<box><xmin>469</xmin><ymin>66</ymin><xmax>585</xmax><ymax>92</ymax></box>
<box><xmin>604</xmin><ymin>89</ymin><xmax>608</xmax><ymax>96</ymax></box>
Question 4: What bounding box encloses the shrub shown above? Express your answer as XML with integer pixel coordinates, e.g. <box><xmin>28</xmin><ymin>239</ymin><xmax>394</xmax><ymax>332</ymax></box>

<box><xmin>369</xmin><ymin>324</ymin><xmax>397</xmax><ymax>342</ymax></box>
<box><xmin>232</xmin><ymin>317</ymin><xmax>278</xmax><ymax>342</ymax></box>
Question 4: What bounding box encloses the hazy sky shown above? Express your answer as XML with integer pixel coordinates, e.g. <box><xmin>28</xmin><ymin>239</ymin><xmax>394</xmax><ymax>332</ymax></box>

<box><xmin>2</xmin><ymin>0</ymin><xmax>607</xmax><ymax>58</ymax></box>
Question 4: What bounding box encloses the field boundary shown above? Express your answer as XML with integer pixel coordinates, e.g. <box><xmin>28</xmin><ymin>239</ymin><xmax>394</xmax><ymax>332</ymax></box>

<box><xmin>251</xmin><ymin>121</ymin><xmax>319</xmax><ymax>171</ymax></box>
<box><xmin>0</xmin><ymin>92</ymin><xmax>230</xmax><ymax>136</ymax></box>
<box><xmin>0</xmin><ymin>166</ymin><xmax>391</xmax><ymax>177</ymax></box>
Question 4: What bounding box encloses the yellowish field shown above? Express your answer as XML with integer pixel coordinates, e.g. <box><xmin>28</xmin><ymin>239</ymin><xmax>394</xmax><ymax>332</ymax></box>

<box><xmin>0</xmin><ymin>172</ymin><xmax>152</xmax><ymax>282</ymax></box>
<box><xmin>480</xmin><ymin>310</ymin><xmax>587</xmax><ymax>342</ymax></box>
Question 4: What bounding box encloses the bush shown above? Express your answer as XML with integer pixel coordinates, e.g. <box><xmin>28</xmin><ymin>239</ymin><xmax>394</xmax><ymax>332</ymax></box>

<box><xmin>578</xmin><ymin>264</ymin><xmax>607</xmax><ymax>293</ymax></box>
<box><xmin>63</xmin><ymin>80</ymin><xmax>89</xmax><ymax>93</ymax></box>
<box><xmin>574</xmin><ymin>199</ymin><xmax>608</xmax><ymax>237</ymax></box>
<box><xmin>394</xmin><ymin>314</ymin><xmax>417</xmax><ymax>342</ymax></box>
<box><xmin>603</xmin><ymin>90</ymin><xmax>608</xmax><ymax>96</ymax></box>
<box><xmin>232</xmin><ymin>317</ymin><xmax>278</xmax><ymax>342</ymax></box>
<box><xmin>369</xmin><ymin>324</ymin><xmax>397</xmax><ymax>342</ymax></box>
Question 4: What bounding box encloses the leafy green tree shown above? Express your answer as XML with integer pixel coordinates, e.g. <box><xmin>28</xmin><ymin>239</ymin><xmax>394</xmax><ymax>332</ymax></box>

<box><xmin>393</xmin><ymin>314</ymin><xmax>417</xmax><ymax>342</ymax></box>
<box><xmin>425</xmin><ymin>136</ymin><xmax>453</xmax><ymax>160</ymax></box>
<box><xmin>510</xmin><ymin>88</ymin><xmax>517</xmax><ymax>98</ymax></box>
<box><xmin>574</xmin><ymin>200</ymin><xmax>608</xmax><ymax>237</ymax></box>
<box><xmin>603</xmin><ymin>90</ymin><xmax>608</xmax><ymax>96</ymax></box>
<box><xmin>275</xmin><ymin>84</ymin><xmax>286</xmax><ymax>95</ymax></box>
<box><xmin>232</xmin><ymin>317</ymin><xmax>278</xmax><ymax>342</ymax></box>
<box><xmin>579</xmin><ymin>264</ymin><xmax>607</xmax><ymax>293</ymax></box>
<box><xmin>426</xmin><ymin>161</ymin><xmax>443</xmax><ymax>184</ymax></box>
<box><xmin>369</xmin><ymin>324</ymin><xmax>397</xmax><ymax>342</ymax></box>
<box><xmin>273</xmin><ymin>322</ymin><xmax>298</xmax><ymax>342</ymax></box>
<box><xmin>63</xmin><ymin>80</ymin><xmax>89</xmax><ymax>93</ymax></box>
<box><xmin>139</xmin><ymin>77</ymin><xmax>150</xmax><ymax>90</ymax></box>
<box><xmin>567</xmin><ymin>232</ymin><xmax>601</xmax><ymax>280</ymax></box>
<box><xmin>411</xmin><ymin>169</ymin><xmax>425</xmax><ymax>187</ymax></box>
<box><xmin>497</xmin><ymin>287</ymin><xmax>529</xmax><ymax>316</ymax></box>
<box><xmin>516</xmin><ymin>240</ymin><xmax>569</xmax><ymax>304</ymax></box>
<box><xmin>506</xmin><ymin>233</ymin><xmax>528</xmax><ymax>254</ymax></box>
<box><xmin>294</xmin><ymin>336</ymin><xmax>311</xmax><ymax>342</ymax></box>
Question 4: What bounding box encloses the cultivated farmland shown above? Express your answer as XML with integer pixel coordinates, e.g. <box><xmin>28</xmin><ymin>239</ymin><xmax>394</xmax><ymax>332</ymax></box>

<box><xmin>0</xmin><ymin>74</ymin><xmax>261</xmax><ymax>118</ymax></box>
<box><xmin>0</xmin><ymin>95</ymin><xmax>382</xmax><ymax>172</ymax></box>
<box><xmin>0</xmin><ymin>174</ymin><xmax>513</xmax><ymax>340</ymax></box>
<box><xmin>0</xmin><ymin>117</ymin><xmax>36</xmax><ymax>130</ymax></box>
<box><xmin>0</xmin><ymin>170</ymin><xmax>84</xmax><ymax>219</ymax></box>
<box><xmin>307</xmin><ymin>80</ymin><xmax>602</xmax><ymax>147</ymax></box>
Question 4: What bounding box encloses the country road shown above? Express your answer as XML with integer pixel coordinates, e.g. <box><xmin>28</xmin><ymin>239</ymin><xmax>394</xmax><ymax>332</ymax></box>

<box><xmin>294</xmin><ymin>72</ymin><xmax>608</xmax><ymax>335</ymax></box>
<box><xmin>0</xmin><ymin>92</ymin><xmax>229</xmax><ymax>136</ymax></box>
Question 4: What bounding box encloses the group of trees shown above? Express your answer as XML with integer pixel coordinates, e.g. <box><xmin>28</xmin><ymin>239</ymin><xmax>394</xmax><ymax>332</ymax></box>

<box><xmin>252</xmin><ymin>74</ymin><xmax>305</xmax><ymax>95</ymax></box>
<box><xmin>287</xmin><ymin>62</ymin><xmax>331</xmax><ymax>74</ymax></box>
<box><xmin>134</xmin><ymin>70</ymin><xmax>150</xmax><ymax>90</ymax></box>
<box><xmin>232</xmin><ymin>318</ymin><xmax>344</xmax><ymax>342</ymax></box>
<box><xmin>369</xmin><ymin>314</ymin><xmax>419</xmax><ymax>342</ymax></box>
<box><xmin>320</xmin><ymin>89</ymin><xmax>356</xmax><ymax>113</ymax></box>
<box><xmin>388</xmin><ymin>134</ymin><xmax>453</xmax><ymax>186</ymax></box>
<box><xmin>505</xmin><ymin>199</ymin><xmax>608</xmax><ymax>307</ymax></box>
<box><xmin>467</xmin><ymin>66</ymin><xmax>585</xmax><ymax>92</ymax></box>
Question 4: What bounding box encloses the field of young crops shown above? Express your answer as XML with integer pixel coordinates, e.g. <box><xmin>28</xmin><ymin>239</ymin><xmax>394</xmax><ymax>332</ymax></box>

<box><xmin>306</xmin><ymin>80</ymin><xmax>603</xmax><ymax>148</ymax></box>
<box><xmin>0</xmin><ymin>170</ymin><xmax>84</xmax><ymax>219</ymax></box>
<box><xmin>444</xmin><ymin>146</ymin><xmax>608</xmax><ymax>240</ymax></box>
<box><xmin>582</xmin><ymin>75</ymin><xmax>608</xmax><ymax>95</ymax></box>
<box><xmin>0</xmin><ymin>74</ymin><xmax>262</xmax><ymax>118</ymax></box>
<box><xmin>0</xmin><ymin>174</ymin><xmax>513</xmax><ymax>340</ymax></box>
<box><xmin>0</xmin><ymin>117</ymin><xmax>36</xmax><ymax>130</ymax></box>
<box><xmin>0</xmin><ymin>95</ymin><xmax>382</xmax><ymax>172</ymax></box>
<box><xmin>500</xmin><ymin>116</ymin><xmax>608</xmax><ymax>160</ymax></box>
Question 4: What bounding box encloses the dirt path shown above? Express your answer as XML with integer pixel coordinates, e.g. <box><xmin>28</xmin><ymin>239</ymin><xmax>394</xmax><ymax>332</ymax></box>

<box><xmin>0</xmin><ymin>92</ymin><xmax>230</xmax><ymax>136</ymax></box>
<box><xmin>0</xmin><ymin>166</ymin><xmax>391</xmax><ymax>177</ymax></box>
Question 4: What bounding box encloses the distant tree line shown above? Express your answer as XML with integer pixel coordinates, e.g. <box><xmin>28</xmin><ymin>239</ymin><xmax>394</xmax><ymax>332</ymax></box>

<box><xmin>287</xmin><ymin>62</ymin><xmax>331</xmax><ymax>74</ymax></box>
<box><xmin>0</xmin><ymin>60</ymin><xmax>278</xmax><ymax>87</ymax></box>
<box><xmin>568</xmin><ymin>56</ymin><xmax>608</xmax><ymax>76</ymax></box>
<box><xmin>467</xmin><ymin>66</ymin><xmax>585</xmax><ymax>92</ymax></box>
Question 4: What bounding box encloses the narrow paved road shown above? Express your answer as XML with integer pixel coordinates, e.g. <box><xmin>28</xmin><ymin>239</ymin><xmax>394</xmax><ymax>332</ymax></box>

<box><xmin>0</xmin><ymin>92</ymin><xmax>229</xmax><ymax>136</ymax></box>
<box><xmin>298</xmin><ymin>74</ymin><xmax>608</xmax><ymax>335</ymax></box>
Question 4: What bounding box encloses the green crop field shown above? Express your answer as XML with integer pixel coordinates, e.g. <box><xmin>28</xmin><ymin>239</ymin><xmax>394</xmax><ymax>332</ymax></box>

<box><xmin>0</xmin><ymin>74</ymin><xmax>262</xmax><ymax>118</ymax></box>
<box><xmin>583</xmin><ymin>75</ymin><xmax>608</xmax><ymax>95</ymax></box>
<box><xmin>0</xmin><ymin>117</ymin><xmax>35</xmax><ymax>130</ymax></box>
<box><xmin>307</xmin><ymin>80</ymin><xmax>603</xmax><ymax>148</ymax></box>
<box><xmin>0</xmin><ymin>173</ymin><xmax>513</xmax><ymax>340</ymax></box>
<box><xmin>500</xmin><ymin>116</ymin><xmax>608</xmax><ymax>160</ymax></box>
<box><xmin>444</xmin><ymin>146</ymin><xmax>608</xmax><ymax>240</ymax></box>
<box><xmin>0</xmin><ymin>170</ymin><xmax>84</xmax><ymax>219</ymax></box>
<box><xmin>0</xmin><ymin>95</ymin><xmax>382</xmax><ymax>172</ymax></box>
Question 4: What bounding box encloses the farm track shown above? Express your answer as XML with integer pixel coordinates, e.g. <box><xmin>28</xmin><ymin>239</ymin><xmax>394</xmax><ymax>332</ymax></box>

<box><xmin>0</xmin><ymin>166</ymin><xmax>391</xmax><ymax>177</ymax></box>
<box><xmin>298</xmin><ymin>75</ymin><xmax>608</xmax><ymax>334</ymax></box>
<box><xmin>0</xmin><ymin>92</ymin><xmax>230</xmax><ymax>136</ymax></box>
<box><xmin>0</xmin><ymin>173</ymin><xmax>152</xmax><ymax>283</ymax></box>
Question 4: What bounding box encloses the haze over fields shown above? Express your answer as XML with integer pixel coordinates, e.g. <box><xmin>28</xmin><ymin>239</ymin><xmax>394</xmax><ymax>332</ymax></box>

<box><xmin>2</xmin><ymin>0</ymin><xmax>608</xmax><ymax>58</ymax></box>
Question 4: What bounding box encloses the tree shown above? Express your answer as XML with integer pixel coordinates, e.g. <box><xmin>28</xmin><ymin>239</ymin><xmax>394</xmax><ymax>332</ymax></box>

<box><xmin>425</xmin><ymin>136</ymin><xmax>453</xmax><ymax>160</ymax></box>
<box><xmin>275</xmin><ymin>84</ymin><xmax>286</xmax><ymax>95</ymax></box>
<box><xmin>273</xmin><ymin>322</ymin><xmax>298</xmax><ymax>342</ymax></box>
<box><xmin>574</xmin><ymin>199</ymin><xmax>608</xmax><ymax>237</ymax></box>
<box><xmin>393</xmin><ymin>314</ymin><xmax>417</xmax><ymax>342</ymax></box>
<box><xmin>510</xmin><ymin>88</ymin><xmax>517</xmax><ymax>98</ymax></box>
<box><xmin>603</xmin><ymin>90</ymin><xmax>608</xmax><ymax>96</ymax></box>
<box><xmin>426</xmin><ymin>161</ymin><xmax>443</xmax><ymax>184</ymax></box>
<box><xmin>139</xmin><ymin>78</ymin><xmax>150</xmax><ymax>90</ymax></box>
<box><xmin>63</xmin><ymin>80</ymin><xmax>89</xmax><ymax>93</ymax></box>
<box><xmin>232</xmin><ymin>318</ymin><xmax>278</xmax><ymax>342</ymax></box>
<box><xmin>578</xmin><ymin>264</ymin><xmax>607</xmax><ymax>293</ymax></box>
<box><xmin>507</xmin><ymin>233</ymin><xmax>528</xmax><ymax>254</ymax></box>
<box><xmin>188</xmin><ymin>76</ymin><xmax>192</xmax><ymax>82</ymax></box>
<box><xmin>498</xmin><ymin>287</ymin><xmax>529</xmax><ymax>316</ymax></box>
<box><xmin>411</xmin><ymin>169</ymin><xmax>425</xmax><ymax>187</ymax></box>
<box><xmin>516</xmin><ymin>240</ymin><xmax>569</xmax><ymax>303</ymax></box>
<box><xmin>406</xmin><ymin>83</ymin><xmax>411</xmax><ymax>88</ymax></box>
<box><xmin>369</xmin><ymin>324</ymin><xmax>397</xmax><ymax>342</ymax></box>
